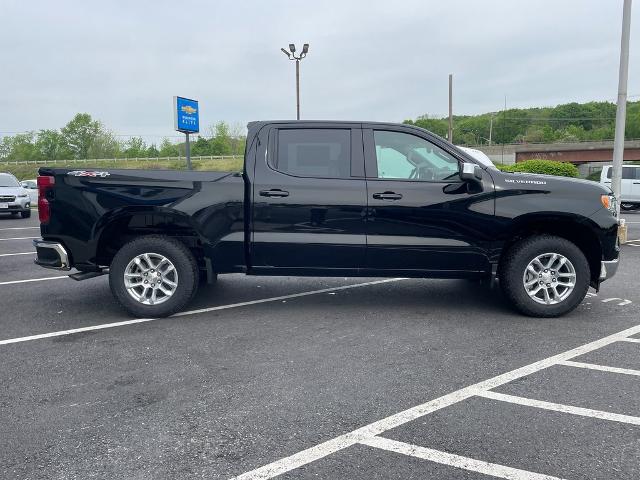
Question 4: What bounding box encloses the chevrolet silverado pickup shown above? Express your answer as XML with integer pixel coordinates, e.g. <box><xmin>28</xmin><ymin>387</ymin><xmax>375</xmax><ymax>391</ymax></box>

<box><xmin>34</xmin><ymin>121</ymin><xmax>620</xmax><ymax>317</ymax></box>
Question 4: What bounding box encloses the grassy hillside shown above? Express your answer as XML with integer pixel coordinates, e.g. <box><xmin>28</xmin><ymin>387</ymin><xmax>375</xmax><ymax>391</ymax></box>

<box><xmin>405</xmin><ymin>100</ymin><xmax>640</xmax><ymax>146</ymax></box>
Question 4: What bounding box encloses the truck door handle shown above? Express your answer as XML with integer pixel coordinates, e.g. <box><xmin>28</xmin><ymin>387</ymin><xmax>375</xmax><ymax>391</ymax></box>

<box><xmin>372</xmin><ymin>191</ymin><xmax>403</xmax><ymax>200</ymax></box>
<box><xmin>259</xmin><ymin>189</ymin><xmax>290</xmax><ymax>198</ymax></box>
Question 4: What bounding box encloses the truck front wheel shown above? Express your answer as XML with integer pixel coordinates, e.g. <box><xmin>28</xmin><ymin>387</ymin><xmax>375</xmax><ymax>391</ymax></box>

<box><xmin>500</xmin><ymin>235</ymin><xmax>590</xmax><ymax>317</ymax></box>
<box><xmin>109</xmin><ymin>235</ymin><xmax>199</xmax><ymax>317</ymax></box>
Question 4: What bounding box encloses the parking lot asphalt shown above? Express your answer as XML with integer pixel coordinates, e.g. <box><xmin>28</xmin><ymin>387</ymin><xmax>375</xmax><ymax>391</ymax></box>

<box><xmin>1</xmin><ymin>212</ymin><xmax>639</xmax><ymax>479</ymax></box>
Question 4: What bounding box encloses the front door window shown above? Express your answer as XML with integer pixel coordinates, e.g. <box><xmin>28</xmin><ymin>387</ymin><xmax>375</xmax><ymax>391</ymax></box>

<box><xmin>373</xmin><ymin>130</ymin><xmax>460</xmax><ymax>182</ymax></box>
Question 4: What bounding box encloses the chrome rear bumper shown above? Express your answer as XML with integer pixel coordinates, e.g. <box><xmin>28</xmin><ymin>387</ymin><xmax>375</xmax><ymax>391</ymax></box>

<box><xmin>599</xmin><ymin>258</ymin><xmax>619</xmax><ymax>281</ymax></box>
<box><xmin>33</xmin><ymin>239</ymin><xmax>71</xmax><ymax>270</ymax></box>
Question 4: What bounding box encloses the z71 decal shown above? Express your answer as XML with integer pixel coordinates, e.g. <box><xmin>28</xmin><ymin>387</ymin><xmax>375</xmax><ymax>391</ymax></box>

<box><xmin>67</xmin><ymin>171</ymin><xmax>111</xmax><ymax>178</ymax></box>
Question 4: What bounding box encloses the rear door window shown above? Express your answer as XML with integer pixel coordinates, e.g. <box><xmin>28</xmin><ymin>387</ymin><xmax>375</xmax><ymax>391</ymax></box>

<box><xmin>276</xmin><ymin>129</ymin><xmax>351</xmax><ymax>179</ymax></box>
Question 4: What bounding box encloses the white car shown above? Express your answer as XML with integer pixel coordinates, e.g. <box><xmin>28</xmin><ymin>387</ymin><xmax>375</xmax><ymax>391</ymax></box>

<box><xmin>19</xmin><ymin>179</ymin><xmax>38</xmax><ymax>203</ymax></box>
<box><xmin>600</xmin><ymin>165</ymin><xmax>640</xmax><ymax>210</ymax></box>
<box><xmin>0</xmin><ymin>173</ymin><xmax>32</xmax><ymax>218</ymax></box>
<box><xmin>456</xmin><ymin>146</ymin><xmax>495</xmax><ymax>168</ymax></box>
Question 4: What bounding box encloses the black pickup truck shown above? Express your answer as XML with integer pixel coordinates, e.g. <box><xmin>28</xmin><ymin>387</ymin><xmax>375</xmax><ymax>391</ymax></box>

<box><xmin>34</xmin><ymin>121</ymin><xmax>620</xmax><ymax>318</ymax></box>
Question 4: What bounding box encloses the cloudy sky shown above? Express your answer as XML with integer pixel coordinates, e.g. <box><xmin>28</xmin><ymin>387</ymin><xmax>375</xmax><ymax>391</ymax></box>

<box><xmin>0</xmin><ymin>0</ymin><xmax>637</xmax><ymax>141</ymax></box>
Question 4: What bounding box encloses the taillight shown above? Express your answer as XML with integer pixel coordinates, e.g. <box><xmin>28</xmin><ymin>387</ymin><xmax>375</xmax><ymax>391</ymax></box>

<box><xmin>37</xmin><ymin>175</ymin><xmax>55</xmax><ymax>224</ymax></box>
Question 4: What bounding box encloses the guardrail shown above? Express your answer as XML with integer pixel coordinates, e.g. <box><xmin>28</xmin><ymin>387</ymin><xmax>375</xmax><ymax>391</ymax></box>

<box><xmin>0</xmin><ymin>155</ymin><xmax>243</xmax><ymax>165</ymax></box>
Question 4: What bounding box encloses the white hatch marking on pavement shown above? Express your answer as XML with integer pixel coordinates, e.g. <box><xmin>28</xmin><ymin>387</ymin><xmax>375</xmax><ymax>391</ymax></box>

<box><xmin>359</xmin><ymin>436</ymin><xmax>564</xmax><ymax>480</ymax></box>
<box><xmin>560</xmin><ymin>360</ymin><xmax>640</xmax><ymax>377</ymax></box>
<box><xmin>0</xmin><ymin>276</ymin><xmax>67</xmax><ymax>286</ymax></box>
<box><xmin>601</xmin><ymin>297</ymin><xmax>622</xmax><ymax>303</ymax></box>
<box><xmin>600</xmin><ymin>297</ymin><xmax>632</xmax><ymax>305</ymax></box>
<box><xmin>0</xmin><ymin>236</ymin><xmax>39</xmax><ymax>241</ymax></box>
<box><xmin>619</xmin><ymin>337</ymin><xmax>640</xmax><ymax>344</ymax></box>
<box><xmin>478</xmin><ymin>390</ymin><xmax>640</xmax><ymax>425</ymax></box>
<box><xmin>0</xmin><ymin>251</ymin><xmax>34</xmax><ymax>257</ymax></box>
<box><xmin>0</xmin><ymin>278</ymin><xmax>405</xmax><ymax>346</ymax></box>
<box><xmin>585</xmin><ymin>292</ymin><xmax>597</xmax><ymax>297</ymax></box>
<box><xmin>0</xmin><ymin>226</ymin><xmax>39</xmax><ymax>231</ymax></box>
<box><xmin>230</xmin><ymin>324</ymin><xmax>640</xmax><ymax>480</ymax></box>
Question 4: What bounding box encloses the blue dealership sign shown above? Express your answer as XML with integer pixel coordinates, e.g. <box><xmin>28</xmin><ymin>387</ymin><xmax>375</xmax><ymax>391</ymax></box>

<box><xmin>173</xmin><ymin>96</ymin><xmax>199</xmax><ymax>133</ymax></box>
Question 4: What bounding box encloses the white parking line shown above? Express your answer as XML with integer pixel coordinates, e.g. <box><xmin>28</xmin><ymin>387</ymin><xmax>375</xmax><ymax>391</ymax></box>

<box><xmin>620</xmin><ymin>337</ymin><xmax>640</xmax><ymax>344</ymax></box>
<box><xmin>0</xmin><ymin>251</ymin><xmax>34</xmax><ymax>257</ymax></box>
<box><xmin>0</xmin><ymin>276</ymin><xmax>67</xmax><ymax>286</ymax></box>
<box><xmin>478</xmin><ymin>390</ymin><xmax>640</xmax><ymax>425</ymax></box>
<box><xmin>559</xmin><ymin>360</ymin><xmax>640</xmax><ymax>377</ymax></box>
<box><xmin>231</xmin><ymin>324</ymin><xmax>640</xmax><ymax>480</ymax></box>
<box><xmin>0</xmin><ymin>236</ymin><xmax>39</xmax><ymax>241</ymax></box>
<box><xmin>0</xmin><ymin>226</ymin><xmax>39</xmax><ymax>231</ymax></box>
<box><xmin>360</xmin><ymin>436</ymin><xmax>562</xmax><ymax>480</ymax></box>
<box><xmin>0</xmin><ymin>278</ymin><xmax>404</xmax><ymax>346</ymax></box>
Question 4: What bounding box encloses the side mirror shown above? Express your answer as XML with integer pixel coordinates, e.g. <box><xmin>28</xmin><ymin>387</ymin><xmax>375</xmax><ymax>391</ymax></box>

<box><xmin>460</xmin><ymin>163</ymin><xmax>482</xmax><ymax>183</ymax></box>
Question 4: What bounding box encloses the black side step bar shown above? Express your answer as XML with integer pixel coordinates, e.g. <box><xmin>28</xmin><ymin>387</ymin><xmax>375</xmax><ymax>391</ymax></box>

<box><xmin>69</xmin><ymin>269</ymin><xmax>109</xmax><ymax>281</ymax></box>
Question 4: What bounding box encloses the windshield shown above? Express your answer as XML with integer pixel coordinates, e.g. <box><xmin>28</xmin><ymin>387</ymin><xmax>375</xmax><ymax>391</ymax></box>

<box><xmin>0</xmin><ymin>174</ymin><xmax>20</xmax><ymax>187</ymax></box>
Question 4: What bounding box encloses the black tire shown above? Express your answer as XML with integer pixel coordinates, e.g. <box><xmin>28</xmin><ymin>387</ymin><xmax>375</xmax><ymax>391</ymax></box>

<box><xmin>21</xmin><ymin>209</ymin><xmax>31</xmax><ymax>218</ymax></box>
<box><xmin>109</xmin><ymin>235</ymin><xmax>199</xmax><ymax>317</ymax></box>
<box><xmin>499</xmin><ymin>235</ymin><xmax>590</xmax><ymax>317</ymax></box>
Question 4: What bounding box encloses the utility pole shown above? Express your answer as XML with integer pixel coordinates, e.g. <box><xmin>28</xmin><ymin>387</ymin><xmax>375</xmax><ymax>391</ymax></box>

<box><xmin>489</xmin><ymin>114</ymin><xmax>494</xmax><ymax>145</ymax></box>
<box><xmin>448</xmin><ymin>74</ymin><xmax>453</xmax><ymax>142</ymax></box>
<box><xmin>281</xmin><ymin>43</ymin><xmax>310</xmax><ymax>120</ymax></box>
<box><xmin>611</xmin><ymin>0</ymin><xmax>633</xmax><ymax>218</ymax></box>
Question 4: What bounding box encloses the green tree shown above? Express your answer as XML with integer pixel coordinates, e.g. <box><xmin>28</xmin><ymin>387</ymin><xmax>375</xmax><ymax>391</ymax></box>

<box><xmin>61</xmin><ymin>113</ymin><xmax>101</xmax><ymax>159</ymax></box>
<box><xmin>404</xmin><ymin>116</ymin><xmax>448</xmax><ymax>138</ymax></box>
<box><xmin>191</xmin><ymin>136</ymin><xmax>211</xmax><ymax>156</ymax></box>
<box><xmin>147</xmin><ymin>144</ymin><xmax>159</xmax><ymax>157</ymax></box>
<box><xmin>35</xmin><ymin>129</ymin><xmax>67</xmax><ymax>160</ymax></box>
<box><xmin>159</xmin><ymin>138</ymin><xmax>180</xmax><ymax>157</ymax></box>
<box><xmin>87</xmin><ymin>131</ymin><xmax>121</xmax><ymax>159</ymax></box>
<box><xmin>209</xmin><ymin>121</ymin><xmax>233</xmax><ymax>155</ymax></box>
<box><xmin>123</xmin><ymin>137</ymin><xmax>147</xmax><ymax>158</ymax></box>
<box><xmin>5</xmin><ymin>133</ymin><xmax>39</xmax><ymax>160</ymax></box>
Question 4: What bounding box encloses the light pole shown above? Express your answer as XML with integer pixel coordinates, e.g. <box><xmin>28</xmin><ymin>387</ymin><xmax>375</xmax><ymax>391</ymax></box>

<box><xmin>611</xmin><ymin>0</ymin><xmax>632</xmax><ymax>219</ymax></box>
<box><xmin>281</xmin><ymin>43</ymin><xmax>309</xmax><ymax>120</ymax></box>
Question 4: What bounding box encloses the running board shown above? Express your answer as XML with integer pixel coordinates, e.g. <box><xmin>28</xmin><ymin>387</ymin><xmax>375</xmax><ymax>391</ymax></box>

<box><xmin>69</xmin><ymin>269</ymin><xmax>108</xmax><ymax>281</ymax></box>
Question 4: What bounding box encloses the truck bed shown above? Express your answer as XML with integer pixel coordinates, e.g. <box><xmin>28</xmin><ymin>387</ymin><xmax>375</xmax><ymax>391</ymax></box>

<box><xmin>38</xmin><ymin>167</ymin><xmax>247</xmax><ymax>273</ymax></box>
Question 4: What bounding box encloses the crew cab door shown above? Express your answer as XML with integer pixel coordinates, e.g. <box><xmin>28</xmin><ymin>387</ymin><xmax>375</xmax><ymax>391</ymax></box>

<box><xmin>250</xmin><ymin>124</ymin><xmax>367</xmax><ymax>272</ymax></box>
<box><xmin>362</xmin><ymin>126</ymin><xmax>495</xmax><ymax>274</ymax></box>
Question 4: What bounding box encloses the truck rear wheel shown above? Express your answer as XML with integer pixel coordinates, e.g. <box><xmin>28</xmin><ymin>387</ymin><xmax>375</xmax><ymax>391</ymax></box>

<box><xmin>109</xmin><ymin>235</ymin><xmax>199</xmax><ymax>317</ymax></box>
<box><xmin>500</xmin><ymin>235</ymin><xmax>590</xmax><ymax>317</ymax></box>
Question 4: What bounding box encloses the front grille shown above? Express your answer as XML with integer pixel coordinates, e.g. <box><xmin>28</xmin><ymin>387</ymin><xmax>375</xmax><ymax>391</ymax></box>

<box><xmin>0</xmin><ymin>195</ymin><xmax>16</xmax><ymax>202</ymax></box>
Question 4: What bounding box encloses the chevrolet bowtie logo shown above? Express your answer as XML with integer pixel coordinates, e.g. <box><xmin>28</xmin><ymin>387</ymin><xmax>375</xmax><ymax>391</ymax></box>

<box><xmin>181</xmin><ymin>105</ymin><xmax>197</xmax><ymax>115</ymax></box>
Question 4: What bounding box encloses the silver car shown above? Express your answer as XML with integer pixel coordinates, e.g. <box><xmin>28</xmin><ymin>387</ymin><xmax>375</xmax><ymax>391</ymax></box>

<box><xmin>0</xmin><ymin>173</ymin><xmax>32</xmax><ymax>218</ymax></box>
<box><xmin>20</xmin><ymin>179</ymin><xmax>39</xmax><ymax>203</ymax></box>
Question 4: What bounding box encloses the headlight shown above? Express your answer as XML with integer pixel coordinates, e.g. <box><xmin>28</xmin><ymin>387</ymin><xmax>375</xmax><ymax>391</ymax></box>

<box><xmin>601</xmin><ymin>194</ymin><xmax>618</xmax><ymax>215</ymax></box>
<box><xmin>17</xmin><ymin>194</ymin><xmax>28</xmax><ymax>198</ymax></box>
